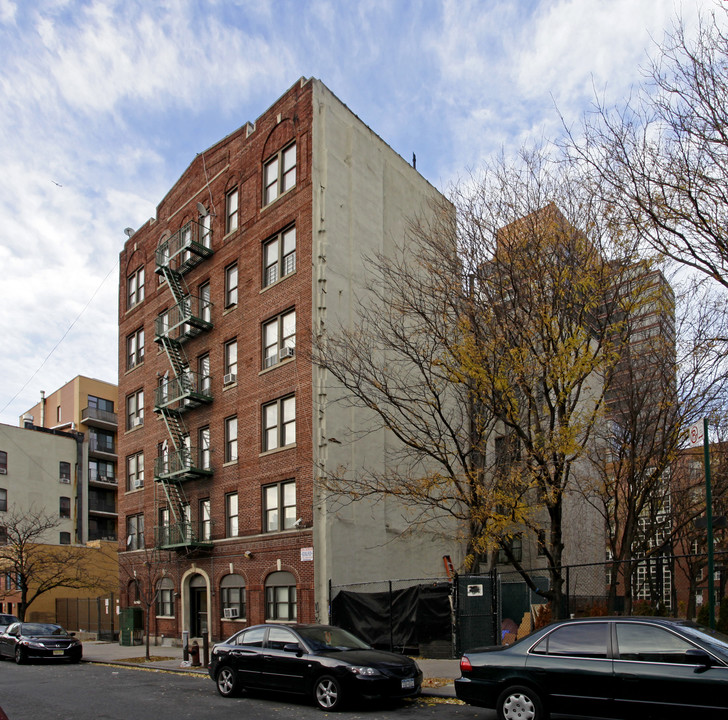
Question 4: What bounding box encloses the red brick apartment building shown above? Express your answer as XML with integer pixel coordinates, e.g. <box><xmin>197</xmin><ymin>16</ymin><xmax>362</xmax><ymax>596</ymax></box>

<box><xmin>117</xmin><ymin>78</ymin><xmax>455</xmax><ymax>643</ymax></box>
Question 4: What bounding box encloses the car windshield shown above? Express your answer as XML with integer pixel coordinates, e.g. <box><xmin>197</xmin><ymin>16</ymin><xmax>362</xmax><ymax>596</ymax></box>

<box><xmin>0</xmin><ymin>615</ymin><xmax>17</xmax><ymax>625</ymax></box>
<box><xmin>21</xmin><ymin>623</ymin><xmax>69</xmax><ymax>637</ymax></box>
<box><xmin>679</xmin><ymin>624</ymin><xmax>728</xmax><ymax>659</ymax></box>
<box><xmin>297</xmin><ymin>626</ymin><xmax>371</xmax><ymax>652</ymax></box>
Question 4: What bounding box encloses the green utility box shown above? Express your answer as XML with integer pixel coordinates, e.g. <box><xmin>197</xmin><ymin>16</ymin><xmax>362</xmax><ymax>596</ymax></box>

<box><xmin>119</xmin><ymin>607</ymin><xmax>144</xmax><ymax>646</ymax></box>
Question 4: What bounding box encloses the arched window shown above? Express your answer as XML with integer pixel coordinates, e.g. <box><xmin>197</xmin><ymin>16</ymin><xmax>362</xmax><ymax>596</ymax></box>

<box><xmin>265</xmin><ymin>571</ymin><xmax>296</xmax><ymax>621</ymax></box>
<box><xmin>220</xmin><ymin>574</ymin><xmax>246</xmax><ymax>619</ymax></box>
<box><xmin>156</xmin><ymin>577</ymin><xmax>174</xmax><ymax>617</ymax></box>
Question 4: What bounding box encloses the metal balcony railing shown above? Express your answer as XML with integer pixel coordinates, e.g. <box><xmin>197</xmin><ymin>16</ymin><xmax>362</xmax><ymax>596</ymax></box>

<box><xmin>155</xmin><ymin>219</ymin><xmax>213</xmax><ymax>273</ymax></box>
<box><xmin>154</xmin><ymin>447</ymin><xmax>212</xmax><ymax>480</ymax></box>
<box><xmin>154</xmin><ymin>373</ymin><xmax>213</xmax><ymax>411</ymax></box>
<box><xmin>82</xmin><ymin>407</ymin><xmax>118</xmax><ymax>426</ymax></box>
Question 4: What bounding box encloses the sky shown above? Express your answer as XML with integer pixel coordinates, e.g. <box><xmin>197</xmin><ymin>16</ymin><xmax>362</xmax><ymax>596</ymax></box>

<box><xmin>0</xmin><ymin>0</ymin><xmax>717</xmax><ymax>424</ymax></box>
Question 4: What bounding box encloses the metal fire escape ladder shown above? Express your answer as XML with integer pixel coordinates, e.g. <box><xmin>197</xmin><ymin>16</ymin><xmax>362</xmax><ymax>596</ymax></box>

<box><xmin>153</xmin><ymin>221</ymin><xmax>214</xmax><ymax>550</ymax></box>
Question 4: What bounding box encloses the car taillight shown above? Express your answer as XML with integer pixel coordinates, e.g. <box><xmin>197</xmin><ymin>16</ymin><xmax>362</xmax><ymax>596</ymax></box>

<box><xmin>460</xmin><ymin>655</ymin><xmax>472</xmax><ymax>672</ymax></box>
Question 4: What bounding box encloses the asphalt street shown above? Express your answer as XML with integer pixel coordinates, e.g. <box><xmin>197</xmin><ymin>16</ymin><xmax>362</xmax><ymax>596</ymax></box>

<box><xmin>0</xmin><ymin>662</ymin><xmax>490</xmax><ymax>720</ymax></box>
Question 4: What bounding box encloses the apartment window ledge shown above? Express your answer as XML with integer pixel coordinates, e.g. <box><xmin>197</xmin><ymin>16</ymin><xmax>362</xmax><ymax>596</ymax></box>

<box><xmin>261</xmin><ymin>186</ymin><xmax>296</xmax><ymax>212</ymax></box>
<box><xmin>259</xmin><ymin>443</ymin><xmax>297</xmax><ymax>458</ymax></box>
<box><xmin>223</xmin><ymin>459</ymin><xmax>238</xmax><ymax>467</ymax></box>
<box><xmin>260</xmin><ymin>269</ymin><xmax>297</xmax><ymax>294</ymax></box>
<box><xmin>124</xmin><ymin>361</ymin><xmax>144</xmax><ymax>375</ymax></box>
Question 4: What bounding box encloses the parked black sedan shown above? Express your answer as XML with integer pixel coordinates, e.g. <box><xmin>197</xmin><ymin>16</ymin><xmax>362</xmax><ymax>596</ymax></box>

<box><xmin>209</xmin><ymin>623</ymin><xmax>422</xmax><ymax>710</ymax></box>
<box><xmin>456</xmin><ymin>616</ymin><xmax>728</xmax><ymax>719</ymax></box>
<box><xmin>0</xmin><ymin>622</ymin><xmax>82</xmax><ymax>664</ymax></box>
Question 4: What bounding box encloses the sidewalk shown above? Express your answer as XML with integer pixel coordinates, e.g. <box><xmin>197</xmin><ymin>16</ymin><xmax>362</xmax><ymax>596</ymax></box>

<box><xmin>81</xmin><ymin>640</ymin><xmax>459</xmax><ymax>698</ymax></box>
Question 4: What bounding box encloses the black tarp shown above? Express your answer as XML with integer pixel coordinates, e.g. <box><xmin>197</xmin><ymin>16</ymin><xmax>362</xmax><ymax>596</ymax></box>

<box><xmin>331</xmin><ymin>583</ymin><xmax>451</xmax><ymax>653</ymax></box>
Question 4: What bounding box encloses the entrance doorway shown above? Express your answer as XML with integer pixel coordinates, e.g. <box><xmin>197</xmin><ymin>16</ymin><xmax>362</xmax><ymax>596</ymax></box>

<box><xmin>189</xmin><ymin>574</ymin><xmax>208</xmax><ymax>637</ymax></box>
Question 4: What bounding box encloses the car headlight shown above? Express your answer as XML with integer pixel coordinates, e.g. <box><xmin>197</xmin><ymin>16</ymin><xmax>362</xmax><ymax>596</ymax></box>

<box><xmin>22</xmin><ymin>640</ymin><xmax>44</xmax><ymax>649</ymax></box>
<box><xmin>349</xmin><ymin>666</ymin><xmax>383</xmax><ymax>677</ymax></box>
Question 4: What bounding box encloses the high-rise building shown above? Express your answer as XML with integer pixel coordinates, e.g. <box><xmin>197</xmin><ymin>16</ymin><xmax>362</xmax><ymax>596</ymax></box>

<box><xmin>117</xmin><ymin>78</ymin><xmax>456</xmax><ymax>642</ymax></box>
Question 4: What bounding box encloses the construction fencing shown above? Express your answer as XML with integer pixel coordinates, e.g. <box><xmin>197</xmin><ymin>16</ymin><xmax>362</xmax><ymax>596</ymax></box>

<box><xmin>55</xmin><ymin>594</ymin><xmax>119</xmax><ymax>640</ymax></box>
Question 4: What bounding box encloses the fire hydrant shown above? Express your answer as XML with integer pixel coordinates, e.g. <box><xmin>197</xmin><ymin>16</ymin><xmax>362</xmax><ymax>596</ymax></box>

<box><xmin>188</xmin><ymin>640</ymin><xmax>201</xmax><ymax>667</ymax></box>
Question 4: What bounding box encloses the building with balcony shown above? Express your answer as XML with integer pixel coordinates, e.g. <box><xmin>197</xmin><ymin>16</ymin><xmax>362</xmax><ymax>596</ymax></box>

<box><xmin>117</xmin><ymin>78</ymin><xmax>458</xmax><ymax>643</ymax></box>
<box><xmin>21</xmin><ymin>376</ymin><xmax>119</xmax><ymax>543</ymax></box>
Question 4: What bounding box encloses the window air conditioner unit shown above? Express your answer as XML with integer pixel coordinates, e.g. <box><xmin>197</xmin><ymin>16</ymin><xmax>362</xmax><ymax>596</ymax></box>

<box><xmin>60</xmin><ymin>477</ymin><xmax>71</xmax><ymax>484</ymax></box>
<box><xmin>223</xmin><ymin>373</ymin><xmax>236</xmax><ymax>385</ymax></box>
<box><xmin>264</xmin><ymin>354</ymin><xmax>277</xmax><ymax>368</ymax></box>
<box><xmin>134</xmin><ymin>417</ymin><xmax>144</xmax><ymax>427</ymax></box>
<box><xmin>0</xmin><ymin>469</ymin><xmax>6</xmax><ymax>475</ymax></box>
<box><xmin>223</xmin><ymin>607</ymin><xmax>239</xmax><ymax>619</ymax></box>
<box><xmin>133</xmin><ymin>479</ymin><xmax>143</xmax><ymax>489</ymax></box>
<box><xmin>279</xmin><ymin>346</ymin><xmax>295</xmax><ymax>360</ymax></box>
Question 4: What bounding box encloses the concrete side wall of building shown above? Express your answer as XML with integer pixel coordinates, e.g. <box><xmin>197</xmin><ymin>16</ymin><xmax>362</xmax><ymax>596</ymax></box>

<box><xmin>310</xmin><ymin>80</ymin><xmax>463</xmax><ymax>618</ymax></box>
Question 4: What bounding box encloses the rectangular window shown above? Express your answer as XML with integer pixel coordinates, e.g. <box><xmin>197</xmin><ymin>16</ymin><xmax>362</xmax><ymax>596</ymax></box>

<box><xmin>225</xmin><ymin>188</ymin><xmax>239</xmax><ymax>234</ymax></box>
<box><xmin>59</xmin><ymin>496</ymin><xmax>71</xmax><ymax>518</ymax></box>
<box><xmin>199</xmin><ymin>498</ymin><xmax>211</xmax><ymax>541</ymax></box>
<box><xmin>263</xmin><ymin>309</ymin><xmax>296</xmax><ymax>368</ymax></box>
<box><xmin>199</xmin><ymin>281</ymin><xmax>211</xmax><ymax>323</ymax></box>
<box><xmin>157</xmin><ymin>582</ymin><xmax>174</xmax><ymax>617</ymax></box>
<box><xmin>497</xmin><ymin>534</ymin><xmax>523</xmax><ymax>564</ymax></box>
<box><xmin>225</xmin><ymin>416</ymin><xmax>238</xmax><ymax>463</ymax></box>
<box><xmin>0</xmin><ymin>526</ymin><xmax>7</xmax><ymax>544</ymax></box>
<box><xmin>127</xmin><ymin>452</ymin><xmax>144</xmax><ymax>491</ymax></box>
<box><xmin>224</xmin><ymin>340</ymin><xmax>237</xmax><ymax>384</ymax></box>
<box><xmin>59</xmin><ymin>531</ymin><xmax>71</xmax><ymax>545</ymax></box>
<box><xmin>263</xmin><ymin>143</ymin><xmax>296</xmax><ymax>205</ymax></box>
<box><xmin>0</xmin><ymin>489</ymin><xmax>6</xmax><ymax>512</ymax></box>
<box><xmin>90</xmin><ymin>428</ymin><xmax>114</xmax><ymax>454</ymax></box>
<box><xmin>198</xmin><ymin>354</ymin><xmax>211</xmax><ymax>394</ymax></box>
<box><xmin>127</xmin><ymin>513</ymin><xmax>145</xmax><ymax>550</ymax></box>
<box><xmin>225</xmin><ymin>263</ymin><xmax>238</xmax><ymax>308</ymax></box>
<box><xmin>226</xmin><ymin>492</ymin><xmax>239</xmax><ymax>537</ymax></box>
<box><xmin>126</xmin><ymin>389</ymin><xmax>144</xmax><ymax>430</ymax></box>
<box><xmin>263</xmin><ymin>226</ymin><xmax>296</xmax><ymax>287</ymax></box>
<box><xmin>0</xmin><ymin>451</ymin><xmax>6</xmax><ymax>474</ymax></box>
<box><xmin>199</xmin><ymin>211</ymin><xmax>212</xmax><ymax>248</ymax></box>
<box><xmin>266</xmin><ymin>584</ymin><xmax>297</xmax><ymax>621</ymax></box>
<box><xmin>199</xmin><ymin>426</ymin><xmax>211</xmax><ymax>469</ymax></box>
<box><xmin>127</xmin><ymin>266</ymin><xmax>145</xmax><ymax>309</ymax></box>
<box><xmin>88</xmin><ymin>395</ymin><xmax>114</xmax><ymax>413</ymax></box>
<box><xmin>262</xmin><ymin>395</ymin><xmax>296</xmax><ymax>451</ymax></box>
<box><xmin>59</xmin><ymin>461</ymin><xmax>71</xmax><ymax>483</ymax></box>
<box><xmin>263</xmin><ymin>480</ymin><xmax>296</xmax><ymax>533</ymax></box>
<box><xmin>127</xmin><ymin>327</ymin><xmax>145</xmax><ymax>369</ymax></box>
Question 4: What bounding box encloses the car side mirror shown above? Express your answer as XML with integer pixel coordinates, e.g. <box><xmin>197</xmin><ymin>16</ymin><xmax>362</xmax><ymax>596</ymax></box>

<box><xmin>686</xmin><ymin>648</ymin><xmax>712</xmax><ymax>668</ymax></box>
<box><xmin>283</xmin><ymin>642</ymin><xmax>302</xmax><ymax>654</ymax></box>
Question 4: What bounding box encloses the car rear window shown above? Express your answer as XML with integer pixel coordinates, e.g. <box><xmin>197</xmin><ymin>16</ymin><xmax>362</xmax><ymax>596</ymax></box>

<box><xmin>531</xmin><ymin>623</ymin><xmax>609</xmax><ymax>658</ymax></box>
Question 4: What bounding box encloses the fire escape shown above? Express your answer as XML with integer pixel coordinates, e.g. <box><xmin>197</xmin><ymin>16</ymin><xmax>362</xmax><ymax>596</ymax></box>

<box><xmin>153</xmin><ymin>218</ymin><xmax>214</xmax><ymax>552</ymax></box>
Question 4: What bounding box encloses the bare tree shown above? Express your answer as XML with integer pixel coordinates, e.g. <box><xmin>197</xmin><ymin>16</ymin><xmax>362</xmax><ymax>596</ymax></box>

<box><xmin>314</xmin><ymin>148</ymin><xmax>647</xmax><ymax>617</ymax></box>
<box><xmin>118</xmin><ymin>548</ymin><xmax>172</xmax><ymax>661</ymax></box>
<box><xmin>0</xmin><ymin>506</ymin><xmax>112</xmax><ymax>621</ymax></box>
<box><xmin>570</xmin><ymin>6</ymin><xmax>728</xmax><ymax>297</ymax></box>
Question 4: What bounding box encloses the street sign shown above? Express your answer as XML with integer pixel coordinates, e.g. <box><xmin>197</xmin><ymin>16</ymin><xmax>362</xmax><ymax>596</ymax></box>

<box><xmin>689</xmin><ymin>420</ymin><xmax>705</xmax><ymax>447</ymax></box>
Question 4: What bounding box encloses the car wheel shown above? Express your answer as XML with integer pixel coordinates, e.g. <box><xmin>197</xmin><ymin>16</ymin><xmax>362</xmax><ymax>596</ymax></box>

<box><xmin>216</xmin><ymin>665</ymin><xmax>241</xmax><ymax>698</ymax></box>
<box><xmin>497</xmin><ymin>685</ymin><xmax>544</xmax><ymax>720</ymax></box>
<box><xmin>14</xmin><ymin>647</ymin><xmax>26</xmax><ymax>665</ymax></box>
<box><xmin>314</xmin><ymin>675</ymin><xmax>343</xmax><ymax>711</ymax></box>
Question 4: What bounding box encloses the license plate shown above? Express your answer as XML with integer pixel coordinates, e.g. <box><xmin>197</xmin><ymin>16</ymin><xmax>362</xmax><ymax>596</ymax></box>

<box><xmin>401</xmin><ymin>678</ymin><xmax>415</xmax><ymax>689</ymax></box>
<box><xmin>53</xmin><ymin>650</ymin><xmax>64</xmax><ymax>656</ymax></box>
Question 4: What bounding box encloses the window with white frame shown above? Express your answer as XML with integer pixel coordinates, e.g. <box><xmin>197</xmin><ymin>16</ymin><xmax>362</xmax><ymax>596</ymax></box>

<box><xmin>127</xmin><ymin>327</ymin><xmax>145</xmax><ymax>369</ymax></box>
<box><xmin>263</xmin><ymin>309</ymin><xmax>296</xmax><ymax>368</ymax></box>
<box><xmin>199</xmin><ymin>211</ymin><xmax>212</xmax><ymax>248</ymax></box>
<box><xmin>226</xmin><ymin>492</ymin><xmax>238</xmax><ymax>537</ymax></box>
<box><xmin>265</xmin><ymin>571</ymin><xmax>297</xmax><ymax>621</ymax></box>
<box><xmin>224</xmin><ymin>340</ymin><xmax>237</xmax><ymax>384</ymax></box>
<box><xmin>263</xmin><ymin>143</ymin><xmax>296</xmax><ymax>205</ymax></box>
<box><xmin>199</xmin><ymin>281</ymin><xmax>211</xmax><ymax>323</ymax></box>
<box><xmin>199</xmin><ymin>498</ymin><xmax>211</xmax><ymax>541</ymax></box>
<box><xmin>0</xmin><ymin>451</ymin><xmax>6</xmax><ymax>474</ymax></box>
<box><xmin>0</xmin><ymin>489</ymin><xmax>6</xmax><ymax>512</ymax></box>
<box><xmin>262</xmin><ymin>395</ymin><xmax>296</xmax><ymax>451</ymax></box>
<box><xmin>127</xmin><ymin>513</ymin><xmax>144</xmax><ymax>550</ymax></box>
<box><xmin>199</xmin><ymin>426</ymin><xmax>211</xmax><ymax>470</ymax></box>
<box><xmin>198</xmin><ymin>354</ymin><xmax>211</xmax><ymax>394</ymax></box>
<box><xmin>59</xmin><ymin>461</ymin><xmax>71</xmax><ymax>483</ymax></box>
<box><xmin>126</xmin><ymin>390</ymin><xmax>144</xmax><ymax>430</ymax></box>
<box><xmin>225</xmin><ymin>416</ymin><xmax>238</xmax><ymax>463</ymax></box>
<box><xmin>263</xmin><ymin>480</ymin><xmax>296</xmax><ymax>533</ymax></box>
<box><xmin>225</xmin><ymin>187</ymin><xmax>239</xmax><ymax>234</ymax></box>
<box><xmin>221</xmin><ymin>574</ymin><xmax>246</xmax><ymax>619</ymax></box>
<box><xmin>157</xmin><ymin>577</ymin><xmax>174</xmax><ymax>617</ymax></box>
<box><xmin>225</xmin><ymin>263</ymin><xmax>238</xmax><ymax>308</ymax></box>
<box><xmin>263</xmin><ymin>226</ymin><xmax>296</xmax><ymax>287</ymax></box>
<box><xmin>127</xmin><ymin>452</ymin><xmax>144</xmax><ymax>491</ymax></box>
<box><xmin>127</xmin><ymin>266</ymin><xmax>145</xmax><ymax>309</ymax></box>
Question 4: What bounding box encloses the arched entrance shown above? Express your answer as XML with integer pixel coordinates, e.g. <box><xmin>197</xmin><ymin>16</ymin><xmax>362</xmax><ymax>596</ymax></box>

<box><xmin>188</xmin><ymin>573</ymin><xmax>208</xmax><ymax>637</ymax></box>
